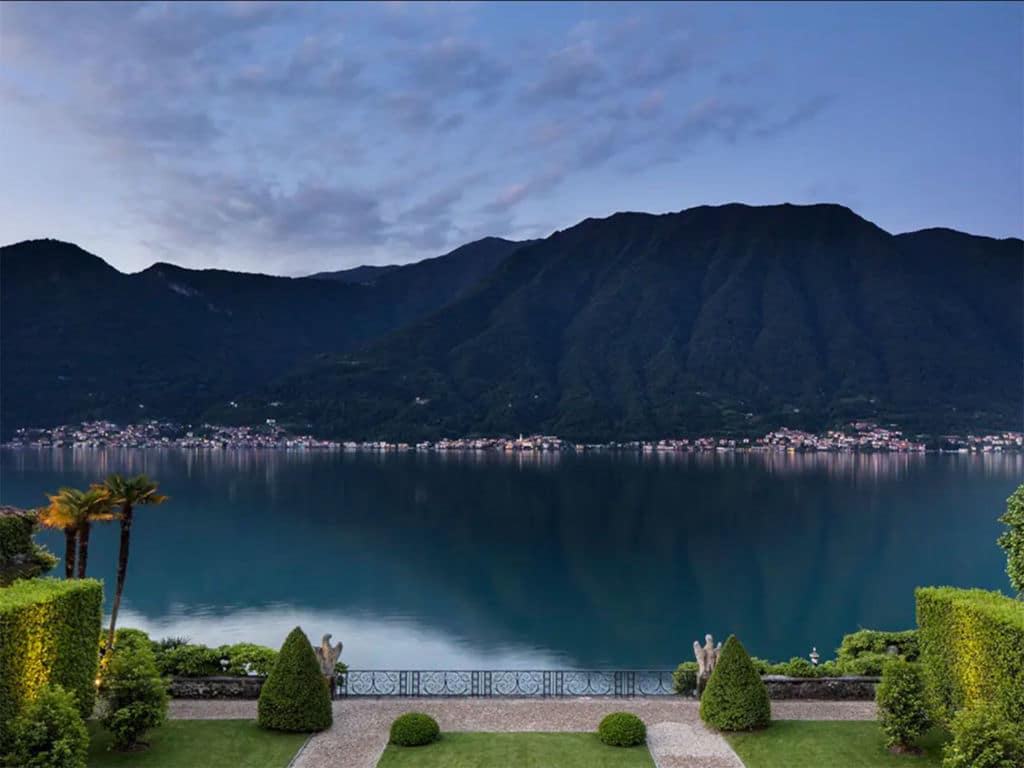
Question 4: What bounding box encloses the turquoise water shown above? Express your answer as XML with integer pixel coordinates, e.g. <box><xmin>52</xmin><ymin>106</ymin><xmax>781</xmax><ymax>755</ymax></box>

<box><xmin>1</xmin><ymin>448</ymin><xmax>1018</xmax><ymax>669</ymax></box>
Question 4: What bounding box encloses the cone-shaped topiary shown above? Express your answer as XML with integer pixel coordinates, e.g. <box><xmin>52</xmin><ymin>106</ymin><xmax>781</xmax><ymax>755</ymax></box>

<box><xmin>257</xmin><ymin>627</ymin><xmax>332</xmax><ymax>732</ymax></box>
<box><xmin>699</xmin><ymin>635</ymin><xmax>771</xmax><ymax>731</ymax></box>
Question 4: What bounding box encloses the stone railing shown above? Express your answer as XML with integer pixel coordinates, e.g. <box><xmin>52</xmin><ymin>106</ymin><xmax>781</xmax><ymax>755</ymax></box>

<box><xmin>170</xmin><ymin>672</ymin><xmax>881</xmax><ymax>701</ymax></box>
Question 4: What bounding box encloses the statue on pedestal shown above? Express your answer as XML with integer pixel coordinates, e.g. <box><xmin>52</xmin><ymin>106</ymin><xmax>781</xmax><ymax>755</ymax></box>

<box><xmin>313</xmin><ymin>634</ymin><xmax>343</xmax><ymax>699</ymax></box>
<box><xmin>693</xmin><ymin>633</ymin><xmax>722</xmax><ymax>694</ymax></box>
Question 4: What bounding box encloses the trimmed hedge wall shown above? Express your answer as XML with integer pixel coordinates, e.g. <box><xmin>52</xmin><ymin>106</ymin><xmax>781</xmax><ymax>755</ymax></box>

<box><xmin>0</xmin><ymin>578</ymin><xmax>103</xmax><ymax>750</ymax></box>
<box><xmin>915</xmin><ymin>587</ymin><xmax>1024</xmax><ymax>726</ymax></box>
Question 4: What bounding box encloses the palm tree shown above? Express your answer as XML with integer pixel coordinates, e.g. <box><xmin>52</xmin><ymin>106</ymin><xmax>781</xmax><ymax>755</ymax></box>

<box><xmin>40</xmin><ymin>487</ymin><xmax>114</xmax><ymax>579</ymax></box>
<box><xmin>97</xmin><ymin>474</ymin><xmax>167</xmax><ymax>655</ymax></box>
<box><xmin>37</xmin><ymin>497</ymin><xmax>78</xmax><ymax>579</ymax></box>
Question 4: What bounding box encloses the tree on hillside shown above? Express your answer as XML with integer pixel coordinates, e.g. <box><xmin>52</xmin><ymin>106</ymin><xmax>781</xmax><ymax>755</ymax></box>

<box><xmin>97</xmin><ymin>474</ymin><xmax>167</xmax><ymax>657</ymax></box>
<box><xmin>998</xmin><ymin>484</ymin><xmax>1024</xmax><ymax>596</ymax></box>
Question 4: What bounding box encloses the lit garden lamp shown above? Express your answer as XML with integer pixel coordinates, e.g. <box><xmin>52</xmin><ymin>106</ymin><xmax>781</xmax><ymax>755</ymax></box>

<box><xmin>809</xmin><ymin>647</ymin><xmax>820</xmax><ymax>667</ymax></box>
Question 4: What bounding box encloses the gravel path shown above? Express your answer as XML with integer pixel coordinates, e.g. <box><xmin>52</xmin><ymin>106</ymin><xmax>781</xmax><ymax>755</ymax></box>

<box><xmin>168</xmin><ymin>698</ymin><xmax>877</xmax><ymax>768</ymax></box>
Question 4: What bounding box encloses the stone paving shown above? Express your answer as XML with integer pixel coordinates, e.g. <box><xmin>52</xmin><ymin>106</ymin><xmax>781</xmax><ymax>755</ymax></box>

<box><xmin>169</xmin><ymin>697</ymin><xmax>877</xmax><ymax>768</ymax></box>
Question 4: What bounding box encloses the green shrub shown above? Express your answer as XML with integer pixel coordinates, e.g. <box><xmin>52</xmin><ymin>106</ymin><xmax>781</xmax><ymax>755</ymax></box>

<box><xmin>257</xmin><ymin>627</ymin><xmax>332</xmax><ymax>732</ymax></box>
<box><xmin>999</xmin><ymin>485</ymin><xmax>1024</xmax><ymax>595</ymax></box>
<box><xmin>838</xmin><ymin>629</ymin><xmax>920</xmax><ymax>663</ymax></box>
<box><xmin>102</xmin><ymin>627</ymin><xmax>155</xmax><ymax>657</ymax></box>
<box><xmin>0</xmin><ymin>512</ymin><xmax>57</xmax><ymax>586</ymax></box>
<box><xmin>157</xmin><ymin>644</ymin><xmax>223</xmax><ymax>677</ymax></box>
<box><xmin>916</xmin><ymin>587</ymin><xmax>1024</xmax><ymax>726</ymax></box>
<box><xmin>389</xmin><ymin>713</ymin><xmax>440</xmax><ymax>746</ymax></box>
<box><xmin>0</xmin><ymin>579</ymin><xmax>102</xmax><ymax>751</ymax></box>
<box><xmin>838</xmin><ymin>652</ymin><xmax>896</xmax><ymax>677</ymax></box>
<box><xmin>672</xmin><ymin>662</ymin><xmax>698</xmax><ymax>694</ymax></box>
<box><xmin>876</xmin><ymin>658</ymin><xmax>930</xmax><ymax>751</ymax></box>
<box><xmin>597</xmin><ymin>712</ymin><xmax>646</xmax><ymax>747</ymax></box>
<box><xmin>942</xmin><ymin>703</ymin><xmax>1024</xmax><ymax>768</ymax></box>
<box><xmin>98</xmin><ymin>643</ymin><xmax>168</xmax><ymax>751</ymax></box>
<box><xmin>5</xmin><ymin>684</ymin><xmax>88</xmax><ymax>768</ymax></box>
<box><xmin>699</xmin><ymin>636</ymin><xmax>771</xmax><ymax>732</ymax></box>
<box><xmin>222</xmin><ymin>643</ymin><xmax>277</xmax><ymax>676</ymax></box>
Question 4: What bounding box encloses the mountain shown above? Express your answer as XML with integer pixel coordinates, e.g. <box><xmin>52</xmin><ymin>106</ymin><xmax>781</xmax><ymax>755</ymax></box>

<box><xmin>0</xmin><ymin>237</ymin><xmax>524</xmax><ymax>437</ymax></box>
<box><xmin>217</xmin><ymin>204</ymin><xmax>1023</xmax><ymax>441</ymax></box>
<box><xmin>309</xmin><ymin>264</ymin><xmax>401</xmax><ymax>284</ymax></box>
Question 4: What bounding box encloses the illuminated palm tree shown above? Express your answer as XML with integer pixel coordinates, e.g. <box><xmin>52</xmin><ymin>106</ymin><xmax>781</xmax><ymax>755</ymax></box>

<box><xmin>37</xmin><ymin>497</ymin><xmax>79</xmax><ymax>579</ymax></box>
<box><xmin>96</xmin><ymin>474</ymin><xmax>167</xmax><ymax>655</ymax></box>
<box><xmin>41</xmin><ymin>487</ymin><xmax>114</xmax><ymax>578</ymax></box>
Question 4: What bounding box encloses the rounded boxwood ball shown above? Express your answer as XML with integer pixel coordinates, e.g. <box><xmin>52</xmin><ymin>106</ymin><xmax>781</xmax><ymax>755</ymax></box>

<box><xmin>598</xmin><ymin>712</ymin><xmax>646</xmax><ymax>746</ymax></box>
<box><xmin>699</xmin><ymin>635</ymin><xmax>771</xmax><ymax>731</ymax></box>
<box><xmin>390</xmin><ymin>712</ymin><xmax>440</xmax><ymax>746</ymax></box>
<box><xmin>257</xmin><ymin>626</ymin><xmax>332</xmax><ymax>733</ymax></box>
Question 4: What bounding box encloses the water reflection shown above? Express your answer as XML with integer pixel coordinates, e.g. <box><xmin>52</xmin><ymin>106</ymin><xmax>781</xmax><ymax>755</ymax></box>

<box><xmin>1</xmin><ymin>448</ymin><xmax>1019</xmax><ymax>668</ymax></box>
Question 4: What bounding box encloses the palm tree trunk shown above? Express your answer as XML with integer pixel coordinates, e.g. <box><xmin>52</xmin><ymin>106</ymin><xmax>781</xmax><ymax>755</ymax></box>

<box><xmin>76</xmin><ymin>522</ymin><xmax>91</xmax><ymax>578</ymax></box>
<box><xmin>64</xmin><ymin>528</ymin><xmax>76</xmax><ymax>579</ymax></box>
<box><xmin>105</xmin><ymin>506</ymin><xmax>133</xmax><ymax>656</ymax></box>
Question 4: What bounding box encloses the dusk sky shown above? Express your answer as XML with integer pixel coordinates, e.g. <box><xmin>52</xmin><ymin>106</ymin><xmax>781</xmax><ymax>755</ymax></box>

<box><xmin>1</xmin><ymin>1</ymin><xmax>1021</xmax><ymax>275</ymax></box>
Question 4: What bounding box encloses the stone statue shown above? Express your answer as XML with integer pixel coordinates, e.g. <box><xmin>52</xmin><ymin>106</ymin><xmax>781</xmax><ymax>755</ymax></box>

<box><xmin>313</xmin><ymin>633</ymin><xmax>343</xmax><ymax>677</ymax></box>
<box><xmin>693</xmin><ymin>633</ymin><xmax>722</xmax><ymax>694</ymax></box>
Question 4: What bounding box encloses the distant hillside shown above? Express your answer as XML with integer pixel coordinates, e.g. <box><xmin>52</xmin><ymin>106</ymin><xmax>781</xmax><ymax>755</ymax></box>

<box><xmin>310</xmin><ymin>264</ymin><xmax>401</xmax><ymax>284</ymax></box>
<box><xmin>0</xmin><ymin>237</ymin><xmax>524</xmax><ymax>436</ymax></box>
<box><xmin>217</xmin><ymin>204</ymin><xmax>1023</xmax><ymax>440</ymax></box>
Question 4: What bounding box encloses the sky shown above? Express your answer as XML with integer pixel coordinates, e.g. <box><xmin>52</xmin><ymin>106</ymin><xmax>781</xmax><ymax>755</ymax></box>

<box><xmin>1</xmin><ymin>1</ymin><xmax>1021</xmax><ymax>275</ymax></box>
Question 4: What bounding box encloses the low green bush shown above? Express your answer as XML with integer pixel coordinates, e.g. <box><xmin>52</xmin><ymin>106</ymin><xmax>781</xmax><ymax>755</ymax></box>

<box><xmin>876</xmin><ymin>658</ymin><xmax>930</xmax><ymax>751</ymax></box>
<box><xmin>157</xmin><ymin>644</ymin><xmax>223</xmax><ymax>677</ymax></box>
<box><xmin>221</xmin><ymin>643</ymin><xmax>277</xmax><ymax>677</ymax></box>
<box><xmin>672</xmin><ymin>662</ymin><xmax>698</xmax><ymax>694</ymax></box>
<box><xmin>5</xmin><ymin>684</ymin><xmax>88</xmax><ymax>768</ymax></box>
<box><xmin>942</xmin><ymin>703</ymin><xmax>1024</xmax><ymax>768</ymax></box>
<box><xmin>0</xmin><ymin>579</ymin><xmax>102</xmax><ymax>751</ymax></box>
<box><xmin>98</xmin><ymin>643</ymin><xmax>168</xmax><ymax>751</ymax></box>
<box><xmin>104</xmin><ymin>628</ymin><xmax>156</xmax><ymax>656</ymax></box>
<box><xmin>257</xmin><ymin>627</ymin><xmax>332</xmax><ymax>733</ymax></box>
<box><xmin>597</xmin><ymin>712</ymin><xmax>646</xmax><ymax>747</ymax></box>
<box><xmin>700</xmin><ymin>636</ymin><xmax>771</xmax><ymax>732</ymax></box>
<box><xmin>389</xmin><ymin>713</ymin><xmax>440</xmax><ymax>746</ymax></box>
<box><xmin>839</xmin><ymin>629</ymin><xmax>919</xmax><ymax>663</ymax></box>
<box><xmin>916</xmin><ymin>587</ymin><xmax>1024</xmax><ymax>726</ymax></box>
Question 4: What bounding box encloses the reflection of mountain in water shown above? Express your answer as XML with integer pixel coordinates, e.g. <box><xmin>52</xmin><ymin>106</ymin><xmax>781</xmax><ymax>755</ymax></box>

<box><xmin>3</xmin><ymin>449</ymin><xmax>1017</xmax><ymax>666</ymax></box>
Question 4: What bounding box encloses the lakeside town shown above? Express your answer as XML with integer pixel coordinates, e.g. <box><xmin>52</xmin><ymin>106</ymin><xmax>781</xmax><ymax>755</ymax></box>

<box><xmin>3</xmin><ymin>419</ymin><xmax>1021</xmax><ymax>454</ymax></box>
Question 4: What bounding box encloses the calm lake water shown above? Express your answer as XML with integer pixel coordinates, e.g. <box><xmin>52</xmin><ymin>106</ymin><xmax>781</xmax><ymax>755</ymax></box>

<box><xmin>1</xmin><ymin>448</ymin><xmax>1019</xmax><ymax>669</ymax></box>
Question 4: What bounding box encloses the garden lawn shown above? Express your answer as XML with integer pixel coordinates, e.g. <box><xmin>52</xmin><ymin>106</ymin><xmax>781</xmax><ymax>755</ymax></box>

<box><xmin>86</xmin><ymin>720</ymin><xmax>307</xmax><ymax>768</ymax></box>
<box><xmin>726</xmin><ymin>721</ymin><xmax>947</xmax><ymax>768</ymax></box>
<box><xmin>376</xmin><ymin>732</ymin><xmax>655</xmax><ymax>767</ymax></box>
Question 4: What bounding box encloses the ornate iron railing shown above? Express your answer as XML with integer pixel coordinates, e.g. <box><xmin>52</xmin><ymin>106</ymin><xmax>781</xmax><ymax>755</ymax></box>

<box><xmin>337</xmin><ymin>670</ymin><xmax>681</xmax><ymax>697</ymax></box>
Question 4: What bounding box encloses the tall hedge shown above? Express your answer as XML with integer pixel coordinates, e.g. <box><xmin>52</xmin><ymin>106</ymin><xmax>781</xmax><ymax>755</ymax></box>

<box><xmin>0</xmin><ymin>578</ymin><xmax>103</xmax><ymax>750</ymax></box>
<box><xmin>915</xmin><ymin>587</ymin><xmax>1024</xmax><ymax>726</ymax></box>
<box><xmin>257</xmin><ymin>627</ymin><xmax>332</xmax><ymax>732</ymax></box>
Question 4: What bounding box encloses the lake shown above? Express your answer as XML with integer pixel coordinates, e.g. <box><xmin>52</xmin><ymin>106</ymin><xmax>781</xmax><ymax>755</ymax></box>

<box><xmin>1</xmin><ymin>448</ymin><xmax>1019</xmax><ymax>670</ymax></box>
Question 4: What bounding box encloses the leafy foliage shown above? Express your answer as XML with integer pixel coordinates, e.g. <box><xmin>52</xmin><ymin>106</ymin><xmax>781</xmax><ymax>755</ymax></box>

<box><xmin>0</xmin><ymin>510</ymin><xmax>55</xmax><ymax>585</ymax></box>
<box><xmin>915</xmin><ymin>587</ymin><xmax>1024</xmax><ymax>727</ymax></box>
<box><xmin>221</xmin><ymin>643</ymin><xmax>278</xmax><ymax>677</ymax></box>
<box><xmin>672</xmin><ymin>661</ymin><xmax>698</xmax><ymax>694</ymax></box>
<box><xmin>5</xmin><ymin>684</ymin><xmax>88</xmax><ymax>768</ymax></box>
<box><xmin>156</xmin><ymin>645</ymin><xmax>223</xmax><ymax>677</ymax></box>
<box><xmin>838</xmin><ymin>629</ymin><xmax>919</xmax><ymax>664</ymax></box>
<box><xmin>98</xmin><ymin>642</ymin><xmax>168</xmax><ymax>751</ymax></box>
<box><xmin>597</xmin><ymin>712</ymin><xmax>646</xmax><ymax>747</ymax></box>
<box><xmin>699</xmin><ymin>635</ymin><xmax>771</xmax><ymax>732</ymax></box>
<box><xmin>876</xmin><ymin>659</ymin><xmax>930</xmax><ymax>750</ymax></box>
<box><xmin>0</xmin><ymin>579</ymin><xmax>102</xmax><ymax>751</ymax></box>
<box><xmin>942</xmin><ymin>703</ymin><xmax>1024</xmax><ymax>768</ymax></box>
<box><xmin>389</xmin><ymin>713</ymin><xmax>440</xmax><ymax>747</ymax></box>
<box><xmin>257</xmin><ymin>627</ymin><xmax>331</xmax><ymax>733</ymax></box>
<box><xmin>998</xmin><ymin>485</ymin><xmax>1024</xmax><ymax>595</ymax></box>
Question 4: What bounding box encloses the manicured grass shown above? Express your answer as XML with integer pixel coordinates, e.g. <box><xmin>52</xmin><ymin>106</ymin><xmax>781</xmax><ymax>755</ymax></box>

<box><xmin>87</xmin><ymin>720</ymin><xmax>307</xmax><ymax>768</ymax></box>
<box><xmin>376</xmin><ymin>732</ymin><xmax>656</xmax><ymax>767</ymax></box>
<box><xmin>726</xmin><ymin>721</ymin><xmax>948</xmax><ymax>768</ymax></box>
